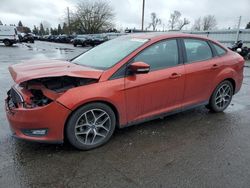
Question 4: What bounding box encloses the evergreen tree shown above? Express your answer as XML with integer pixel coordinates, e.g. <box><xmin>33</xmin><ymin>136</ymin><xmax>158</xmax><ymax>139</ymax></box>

<box><xmin>39</xmin><ymin>23</ymin><xmax>45</xmax><ymax>35</ymax></box>
<box><xmin>32</xmin><ymin>25</ymin><xmax>39</xmax><ymax>35</ymax></box>
<box><xmin>18</xmin><ymin>20</ymin><xmax>23</xmax><ymax>27</ymax></box>
<box><xmin>62</xmin><ymin>22</ymin><xmax>68</xmax><ymax>34</ymax></box>
<box><xmin>0</xmin><ymin>20</ymin><xmax>3</xmax><ymax>25</ymax></box>
<box><xmin>50</xmin><ymin>28</ymin><xmax>53</xmax><ymax>35</ymax></box>
<box><xmin>45</xmin><ymin>28</ymin><xmax>49</xmax><ymax>35</ymax></box>
<box><xmin>58</xmin><ymin>24</ymin><xmax>62</xmax><ymax>34</ymax></box>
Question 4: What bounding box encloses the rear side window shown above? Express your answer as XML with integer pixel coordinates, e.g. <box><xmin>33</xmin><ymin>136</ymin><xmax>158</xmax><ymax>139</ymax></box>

<box><xmin>133</xmin><ymin>39</ymin><xmax>179</xmax><ymax>70</ymax></box>
<box><xmin>212</xmin><ymin>43</ymin><xmax>227</xmax><ymax>56</ymax></box>
<box><xmin>184</xmin><ymin>39</ymin><xmax>213</xmax><ymax>63</ymax></box>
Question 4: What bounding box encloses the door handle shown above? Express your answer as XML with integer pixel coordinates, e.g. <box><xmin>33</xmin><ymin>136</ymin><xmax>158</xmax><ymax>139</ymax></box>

<box><xmin>169</xmin><ymin>73</ymin><xmax>181</xmax><ymax>79</ymax></box>
<box><xmin>211</xmin><ymin>64</ymin><xmax>219</xmax><ymax>69</ymax></box>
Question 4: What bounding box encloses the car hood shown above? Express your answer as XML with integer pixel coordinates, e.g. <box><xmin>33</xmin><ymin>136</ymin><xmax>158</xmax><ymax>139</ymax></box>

<box><xmin>9</xmin><ymin>59</ymin><xmax>103</xmax><ymax>84</ymax></box>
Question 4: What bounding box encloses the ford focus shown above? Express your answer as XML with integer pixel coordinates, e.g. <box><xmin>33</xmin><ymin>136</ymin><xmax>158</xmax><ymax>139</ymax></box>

<box><xmin>5</xmin><ymin>33</ymin><xmax>244</xmax><ymax>150</ymax></box>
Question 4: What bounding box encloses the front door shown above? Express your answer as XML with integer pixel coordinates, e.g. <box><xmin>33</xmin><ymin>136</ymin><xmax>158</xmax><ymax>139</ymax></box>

<box><xmin>124</xmin><ymin>39</ymin><xmax>185</xmax><ymax>123</ymax></box>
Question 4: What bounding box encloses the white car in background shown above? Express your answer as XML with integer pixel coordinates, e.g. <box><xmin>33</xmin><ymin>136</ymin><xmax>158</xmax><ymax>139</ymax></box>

<box><xmin>0</xmin><ymin>26</ymin><xmax>19</xmax><ymax>46</ymax></box>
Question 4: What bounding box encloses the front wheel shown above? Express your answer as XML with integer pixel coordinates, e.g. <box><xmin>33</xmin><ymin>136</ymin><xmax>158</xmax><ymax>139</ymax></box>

<box><xmin>66</xmin><ymin>103</ymin><xmax>116</xmax><ymax>150</ymax></box>
<box><xmin>207</xmin><ymin>80</ymin><xmax>233</xmax><ymax>112</ymax></box>
<box><xmin>4</xmin><ymin>40</ymin><xmax>12</xmax><ymax>46</ymax></box>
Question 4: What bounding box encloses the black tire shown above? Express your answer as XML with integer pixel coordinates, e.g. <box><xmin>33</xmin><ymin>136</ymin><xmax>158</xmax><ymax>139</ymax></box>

<box><xmin>66</xmin><ymin>103</ymin><xmax>116</xmax><ymax>150</ymax></box>
<box><xmin>4</xmin><ymin>40</ymin><xmax>12</xmax><ymax>46</ymax></box>
<box><xmin>208</xmin><ymin>80</ymin><xmax>233</xmax><ymax>112</ymax></box>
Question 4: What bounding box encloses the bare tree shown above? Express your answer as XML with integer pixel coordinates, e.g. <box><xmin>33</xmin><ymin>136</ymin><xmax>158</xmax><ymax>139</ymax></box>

<box><xmin>202</xmin><ymin>15</ymin><xmax>217</xmax><ymax>30</ymax></box>
<box><xmin>147</xmin><ymin>12</ymin><xmax>161</xmax><ymax>31</ymax></box>
<box><xmin>192</xmin><ymin>17</ymin><xmax>202</xmax><ymax>31</ymax></box>
<box><xmin>168</xmin><ymin>10</ymin><xmax>181</xmax><ymax>30</ymax></box>
<box><xmin>72</xmin><ymin>1</ymin><xmax>115</xmax><ymax>34</ymax></box>
<box><xmin>168</xmin><ymin>10</ymin><xmax>189</xmax><ymax>30</ymax></box>
<box><xmin>192</xmin><ymin>15</ymin><xmax>217</xmax><ymax>31</ymax></box>
<box><xmin>178</xmin><ymin>18</ymin><xmax>190</xmax><ymax>30</ymax></box>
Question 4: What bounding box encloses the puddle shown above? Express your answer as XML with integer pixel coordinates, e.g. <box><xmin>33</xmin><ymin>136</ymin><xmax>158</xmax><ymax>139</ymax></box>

<box><xmin>226</xmin><ymin>102</ymin><xmax>246</xmax><ymax>112</ymax></box>
<box><xmin>55</xmin><ymin>47</ymin><xmax>74</xmax><ymax>52</ymax></box>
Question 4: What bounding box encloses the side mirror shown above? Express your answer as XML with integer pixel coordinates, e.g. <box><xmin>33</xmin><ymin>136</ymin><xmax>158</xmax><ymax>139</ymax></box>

<box><xmin>129</xmin><ymin>62</ymin><xmax>150</xmax><ymax>74</ymax></box>
<box><xmin>236</xmin><ymin>48</ymin><xmax>242</xmax><ymax>53</ymax></box>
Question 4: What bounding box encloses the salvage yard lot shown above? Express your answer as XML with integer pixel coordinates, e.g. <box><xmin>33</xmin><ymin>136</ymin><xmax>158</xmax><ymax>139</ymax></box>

<box><xmin>0</xmin><ymin>41</ymin><xmax>250</xmax><ymax>188</ymax></box>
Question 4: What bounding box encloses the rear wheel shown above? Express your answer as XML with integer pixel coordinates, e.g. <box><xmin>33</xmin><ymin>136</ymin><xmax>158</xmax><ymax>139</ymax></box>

<box><xmin>207</xmin><ymin>80</ymin><xmax>233</xmax><ymax>112</ymax></box>
<box><xmin>66</xmin><ymin>103</ymin><xmax>116</xmax><ymax>150</ymax></box>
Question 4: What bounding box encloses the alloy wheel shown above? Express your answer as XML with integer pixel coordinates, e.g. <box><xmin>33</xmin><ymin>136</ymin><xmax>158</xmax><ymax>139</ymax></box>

<box><xmin>74</xmin><ymin>109</ymin><xmax>111</xmax><ymax>145</ymax></box>
<box><xmin>215</xmin><ymin>83</ymin><xmax>232</xmax><ymax>109</ymax></box>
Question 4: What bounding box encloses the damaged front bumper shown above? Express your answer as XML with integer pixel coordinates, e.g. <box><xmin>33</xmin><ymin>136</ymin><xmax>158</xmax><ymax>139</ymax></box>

<box><xmin>5</xmin><ymin>85</ymin><xmax>71</xmax><ymax>143</ymax></box>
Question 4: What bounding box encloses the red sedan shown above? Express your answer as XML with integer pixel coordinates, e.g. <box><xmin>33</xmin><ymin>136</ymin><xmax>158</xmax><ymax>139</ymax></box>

<box><xmin>5</xmin><ymin>33</ymin><xmax>244</xmax><ymax>150</ymax></box>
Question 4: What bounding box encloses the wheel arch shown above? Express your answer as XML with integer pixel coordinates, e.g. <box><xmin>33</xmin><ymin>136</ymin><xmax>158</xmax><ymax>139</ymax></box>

<box><xmin>212</xmin><ymin>66</ymin><xmax>238</xmax><ymax>94</ymax></box>
<box><xmin>214</xmin><ymin>78</ymin><xmax>236</xmax><ymax>94</ymax></box>
<box><xmin>209</xmin><ymin>77</ymin><xmax>236</xmax><ymax>102</ymax></box>
<box><xmin>63</xmin><ymin>100</ymin><xmax>120</xmax><ymax>141</ymax></box>
<box><xmin>225</xmin><ymin>78</ymin><xmax>236</xmax><ymax>94</ymax></box>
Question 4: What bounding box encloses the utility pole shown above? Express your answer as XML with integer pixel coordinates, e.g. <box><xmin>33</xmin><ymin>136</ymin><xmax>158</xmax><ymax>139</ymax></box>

<box><xmin>141</xmin><ymin>0</ymin><xmax>145</xmax><ymax>31</ymax></box>
<box><xmin>235</xmin><ymin>16</ymin><xmax>242</xmax><ymax>43</ymax></box>
<box><xmin>67</xmin><ymin>7</ymin><xmax>71</xmax><ymax>35</ymax></box>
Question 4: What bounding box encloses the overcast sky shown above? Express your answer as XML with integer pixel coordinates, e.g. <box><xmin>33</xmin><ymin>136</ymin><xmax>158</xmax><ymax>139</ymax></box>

<box><xmin>0</xmin><ymin>0</ymin><xmax>249</xmax><ymax>31</ymax></box>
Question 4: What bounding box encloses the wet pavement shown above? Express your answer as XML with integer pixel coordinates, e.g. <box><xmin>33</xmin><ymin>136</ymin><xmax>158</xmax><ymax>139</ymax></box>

<box><xmin>0</xmin><ymin>41</ymin><xmax>250</xmax><ymax>188</ymax></box>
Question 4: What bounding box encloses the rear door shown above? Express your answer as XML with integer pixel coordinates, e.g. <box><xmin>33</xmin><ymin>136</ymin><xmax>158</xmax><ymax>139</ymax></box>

<box><xmin>182</xmin><ymin>38</ymin><xmax>223</xmax><ymax>107</ymax></box>
<box><xmin>124</xmin><ymin>39</ymin><xmax>185</xmax><ymax>123</ymax></box>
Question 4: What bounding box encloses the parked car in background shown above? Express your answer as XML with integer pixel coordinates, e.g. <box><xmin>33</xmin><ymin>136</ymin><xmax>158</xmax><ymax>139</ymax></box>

<box><xmin>0</xmin><ymin>25</ymin><xmax>19</xmax><ymax>46</ymax></box>
<box><xmin>39</xmin><ymin>35</ymin><xmax>50</xmax><ymax>41</ymax></box>
<box><xmin>54</xmin><ymin>35</ymin><xmax>74</xmax><ymax>43</ymax></box>
<box><xmin>19</xmin><ymin>33</ymin><xmax>34</xmax><ymax>43</ymax></box>
<box><xmin>72</xmin><ymin>35</ymin><xmax>91</xmax><ymax>47</ymax></box>
<box><xmin>5</xmin><ymin>33</ymin><xmax>244</xmax><ymax>150</ymax></box>
<box><xmin>33</xmin><ymin>34</ymin><xmax>39</xmax><ymax>40</ymax></box>
<box><xmin>88</xmin><ymin>34</ymin><xmax>108</xmax><ymax>46</ymax></box>
<box><xmin>55</xmin><ymin>35</ymin><xmax>67</xmax><ymax>43</ymax></box>
<box><xmin>73</xmin><ymin>34</ymin><xmax>110</xmax><ymax>47</ymax></box>
<box><xmin>35</xmin><ymin>33</ymin><xmax>123</xmax><ymax>45</ymax></box>
<box><xmin>47</xmin><ymin>35</ymin><xmax>58</xmax><ymax>42</ymax></box>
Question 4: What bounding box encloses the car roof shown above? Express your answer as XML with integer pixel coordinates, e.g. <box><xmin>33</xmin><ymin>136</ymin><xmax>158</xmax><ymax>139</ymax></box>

<box><xmin>128</xmin><ymin>32</ymin><xmax>211</xmax><ymax>41</ymax></box>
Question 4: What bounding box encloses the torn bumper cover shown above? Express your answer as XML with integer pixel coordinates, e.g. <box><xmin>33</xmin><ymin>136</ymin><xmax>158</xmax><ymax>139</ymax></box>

<box><xmin>5</xmin><ymin>85</ymin><xmax>71</xmax><ymax>143</ymax></box>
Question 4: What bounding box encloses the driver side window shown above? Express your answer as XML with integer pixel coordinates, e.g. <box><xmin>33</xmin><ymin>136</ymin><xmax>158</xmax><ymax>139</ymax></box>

<box><xmin>133</xmin><ymin>39</ymin><xmax>179</xmax><ymax>71</ymax></box>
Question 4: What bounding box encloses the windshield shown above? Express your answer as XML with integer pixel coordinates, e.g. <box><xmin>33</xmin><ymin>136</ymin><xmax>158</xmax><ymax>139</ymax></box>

<box><xmin>71</xmin><ymin>36</ymin><xmax>148</xmax><ymax>70</ymax></box>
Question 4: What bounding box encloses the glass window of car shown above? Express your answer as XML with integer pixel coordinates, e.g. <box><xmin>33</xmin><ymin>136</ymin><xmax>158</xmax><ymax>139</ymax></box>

<box><xmin>212</xmin><ymin>43</ymin><xmax>227</xmax><ymax>56</ymax></box>
<box><xmin>133</xmin><ymin>39</ymin><xmax>179</xmax><ymax>70</ymax></box>
<box><xmin>71</xmin><ymin>36</ymin><xmax>148</xmax><ymax>70</ymax></box>
<box><xmin>184</xmin><ymin>39</ymin><xmax>213</xmax><ymax>62</ymax></box>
